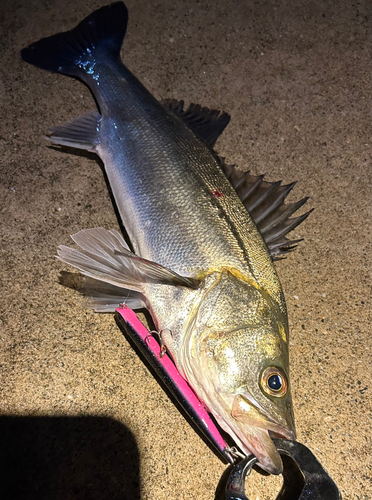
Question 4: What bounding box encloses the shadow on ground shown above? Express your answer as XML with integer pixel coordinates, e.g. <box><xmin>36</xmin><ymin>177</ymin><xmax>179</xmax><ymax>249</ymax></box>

<box><xmin>0</xmin><ymin>415</ymin><xmax>140</xmax><ymax>500</ymax></box>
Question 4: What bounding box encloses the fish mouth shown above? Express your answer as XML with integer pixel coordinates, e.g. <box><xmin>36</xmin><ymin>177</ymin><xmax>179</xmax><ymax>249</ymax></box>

<box><xmin>236</xmin><ymin>427</ymin><xmax>292</xmax><ymax>475</ymax></box>
<box><xmin>230</xmin><ymin>393</ymin><xmax>295</xmax><ymax>475</ymax></box>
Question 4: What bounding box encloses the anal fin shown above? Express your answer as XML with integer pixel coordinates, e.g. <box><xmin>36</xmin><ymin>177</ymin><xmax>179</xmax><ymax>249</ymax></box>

<box><xmin>47</xmin><ymin>111</ymin><xmax>101</xmax><ymax>151</ymax></box>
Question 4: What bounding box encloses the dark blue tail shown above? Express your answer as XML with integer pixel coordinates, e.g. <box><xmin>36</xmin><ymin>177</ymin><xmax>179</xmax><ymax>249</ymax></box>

<box><xmin>21</xmin><ymin>2</ymin><xmax>127</xmax><ymax>78</ymax></box>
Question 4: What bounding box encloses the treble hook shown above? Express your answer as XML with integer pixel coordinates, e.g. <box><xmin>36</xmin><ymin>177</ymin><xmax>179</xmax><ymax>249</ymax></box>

<box><xmin>146</xmin><ymin>329</ymin><xmax>168</xmax><ymax>357</ymax></box>
<box><xmin>224</xmin><ymin>439</ymin><xmax>342</xmax><ymax>500</ymax></box>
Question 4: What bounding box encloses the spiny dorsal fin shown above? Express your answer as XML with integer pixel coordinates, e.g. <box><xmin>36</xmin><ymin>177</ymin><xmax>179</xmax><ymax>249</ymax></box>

<box><xmin>162</xmin><ymin>96</ymin><xmax>311</xmax><ymax>258</ymax></box>
<box><xmin>162</xmin><ymin>99</ymin><xmax>230</xmax><ymax>148</ymax></box>
<box><xmin>219</xmin><ymin>158</ymin><xmax>313</xmax><ymax>260</ymax></box>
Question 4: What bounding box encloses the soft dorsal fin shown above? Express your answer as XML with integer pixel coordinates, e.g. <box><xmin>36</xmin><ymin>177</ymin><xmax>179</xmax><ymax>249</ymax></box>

<box><xmin>219</xmin><ymin>159</ymin><xmax>313</xmax><ymax>260</ymax></box>
<box><xmin>162</xmin><ymin>99</ymin><xmax>230</xmax><ymax>148</ymax></box>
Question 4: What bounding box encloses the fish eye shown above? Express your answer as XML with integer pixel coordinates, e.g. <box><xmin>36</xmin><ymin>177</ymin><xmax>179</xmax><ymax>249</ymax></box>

<box><xmin>260</xmin><ymin>367</ymin><xmax>288</xmax><ymax>397</ymax></box>
<box><xmin>268</xmin><ymin>374</ymin><xmax>282</xmax><ymax>390</ymax></box>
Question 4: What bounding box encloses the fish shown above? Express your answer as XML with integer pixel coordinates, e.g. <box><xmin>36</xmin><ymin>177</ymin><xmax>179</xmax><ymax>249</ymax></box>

<box><xmin>21</xmin><ymin>2</ymin><xmax>312</xmax><ymax>474</ymax></box>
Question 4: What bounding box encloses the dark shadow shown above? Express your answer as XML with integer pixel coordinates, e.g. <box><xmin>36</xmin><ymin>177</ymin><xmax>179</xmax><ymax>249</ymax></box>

<box><xmin>0</xmin><ymin>415</ymin><xmax>140</xmax><ymax>500</ymax></box>
<box><xmin>58</xmin><ymin>270</ymin><xmax>85</xmax><ymax>292</ymax></box>
<box><xmin>48</xmin><ymin>145</ymin><xmax>98</xmax><ymax>163</ymax></box>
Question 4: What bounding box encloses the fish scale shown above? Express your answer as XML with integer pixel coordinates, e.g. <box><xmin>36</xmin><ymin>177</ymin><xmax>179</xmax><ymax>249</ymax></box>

<box><xmin>87</xmin><ymin>61</ymin><xmax>277</xmax><ymax>288</ymax></box>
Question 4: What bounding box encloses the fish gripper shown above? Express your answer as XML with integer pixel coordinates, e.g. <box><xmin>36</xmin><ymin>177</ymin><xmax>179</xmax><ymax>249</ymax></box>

<box><xmin>224</xmin><ymin>439</ymin><xmax>341</xmax><ymax>500</ymax></box>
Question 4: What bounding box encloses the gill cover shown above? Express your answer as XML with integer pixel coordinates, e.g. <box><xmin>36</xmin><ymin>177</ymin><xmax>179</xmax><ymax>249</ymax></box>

<box><xmin>182</xmin><ymin>271</ymin><xmax>295</xmax><ymax>474</ymax></box>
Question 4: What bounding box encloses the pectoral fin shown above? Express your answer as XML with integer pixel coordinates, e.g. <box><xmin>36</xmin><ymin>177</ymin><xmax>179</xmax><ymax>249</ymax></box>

<box><xmin>57</xmin><ymin>228</ymin><xmax>200</xmax><ymax>293</ymax></box>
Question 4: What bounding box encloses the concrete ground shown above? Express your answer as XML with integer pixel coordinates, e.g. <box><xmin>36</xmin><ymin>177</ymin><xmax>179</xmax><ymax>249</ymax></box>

<box><xmin>1</xmin><ymin>0</ymin><xmax>370</xmax><ymax>498</ymax></box>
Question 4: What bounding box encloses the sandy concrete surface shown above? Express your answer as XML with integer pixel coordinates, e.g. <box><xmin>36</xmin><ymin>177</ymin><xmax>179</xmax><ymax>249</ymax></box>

<box><xmin>1</xmin><ymin>0</ymin><xmax>370</xmax><ymax>498</ymax></box>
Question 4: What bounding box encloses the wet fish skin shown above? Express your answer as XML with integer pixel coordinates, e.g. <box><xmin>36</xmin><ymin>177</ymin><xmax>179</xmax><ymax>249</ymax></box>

<box><xmin>21</xmin><ymin>2</ymin><xmax>296</xmax><ymax>474</ymax></box>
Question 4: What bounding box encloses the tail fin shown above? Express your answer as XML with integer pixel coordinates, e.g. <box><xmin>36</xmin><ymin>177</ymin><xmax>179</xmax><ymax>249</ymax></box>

<box><xmin>21</xmin><ymin>2</ymin><xmax>127</xmax><ymax>78</ymax></box>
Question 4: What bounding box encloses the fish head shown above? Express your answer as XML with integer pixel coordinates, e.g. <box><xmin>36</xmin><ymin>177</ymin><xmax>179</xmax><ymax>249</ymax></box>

<box><xmin>183</xmin><ymin>271</ymin><xmax>295</xmax><ymax>474</ymax></box>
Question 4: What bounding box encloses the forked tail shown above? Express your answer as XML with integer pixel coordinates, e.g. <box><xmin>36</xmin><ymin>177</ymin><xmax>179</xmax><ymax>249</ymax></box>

<box><xmin>21</xmin><ymin>2</ymin><xmax>128</xmax><ymax>81</ymax></box>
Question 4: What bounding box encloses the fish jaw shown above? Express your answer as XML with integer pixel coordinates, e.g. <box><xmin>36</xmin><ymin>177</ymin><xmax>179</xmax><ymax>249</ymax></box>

<box><xmin>229</xmin><ymin>393</ymin><xmax>296</xmax><ymax>474</ymax></box>
<box><xmin>191</xmin><ymin>383</ymin><xmax>295</xmax><ymax>475</ymax></box>
<box><xmin>231</xmin><ymin>394</ymin><xmax>295</xmax><ymax>442</ymax></box>
<box><xmin>236</xmin><ymin>428</ymin><xmax>288</xmax><ymax>475</ymax></box>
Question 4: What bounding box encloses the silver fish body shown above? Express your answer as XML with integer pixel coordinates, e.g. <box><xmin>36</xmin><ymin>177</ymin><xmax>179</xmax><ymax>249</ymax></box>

<box><xmin>21</xmin><ymin>2</ymin><xmax>301</xmax><ymax>474</ymax></box>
